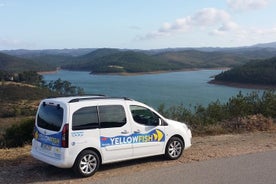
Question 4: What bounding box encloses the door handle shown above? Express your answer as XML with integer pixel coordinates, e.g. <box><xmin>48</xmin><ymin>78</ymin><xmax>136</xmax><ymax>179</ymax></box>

<box><xmin>121</xmin><ymin>130</ymin><xmax>129</xmax><ymax>134</ymax></box>
<box><xmin>134</xmin><ymin>129</ymin><xmax>140</xmax><ymax>134</ymax></box>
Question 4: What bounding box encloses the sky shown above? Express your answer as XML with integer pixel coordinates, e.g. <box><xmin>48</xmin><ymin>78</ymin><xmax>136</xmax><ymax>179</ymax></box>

<box><xmin>0</xmin><ymin>0</ymin><xmax>276</xmax><ymax>50</ymax></box>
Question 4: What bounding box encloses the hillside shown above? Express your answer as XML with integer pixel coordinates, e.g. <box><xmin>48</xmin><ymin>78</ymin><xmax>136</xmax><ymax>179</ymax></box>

<box><xmin>213</xmin><ymin>57</ymin><xmax>276</xmax><ymax>86</ymax></box>
<box><xmin>155</xmin><ymin>50</ymin><xmax>249</xmax><ymax>68</ymax></box>
<box><xmin>63</xmin><ymin>49</ymin><xmax>182</xmax><ymax>73</ymax></box>
<box><xmin>0</xmin><ymin>52</ymin><xmax>56</xmax><ymax>72</ymax></box>
<box><xmin>62</xmin><ymin>48</ymin><xmax>276</xmax><ymax>73</ymax></box>
<box><xmin>24</xmin><ymin>54</ymin><xmax>73</xmax><ymax>68</ymax></box>
<box><xmin>62</xmin><ymin>46</ymin><xmax>276</xmax><ymax>74</ymax></box>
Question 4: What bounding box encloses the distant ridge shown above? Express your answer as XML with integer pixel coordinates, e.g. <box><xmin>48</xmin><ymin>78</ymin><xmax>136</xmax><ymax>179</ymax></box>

<box><xmin>252</xmin><ymin>41</ymin><xmax>276</xmax><ymax>48</ymax></box>
<box><xmin>2</xmin><ymin>41</ymin><xmax>276</xmax><ymax>56</ymax></box>
<box><xmin>1</xmin><ymin>48</ymin><xmax>97</xmax><ymax>57</ymax></box>
<box><xmin>1</xmin><ymin>41</ymin><xmax>276</xmax><ymax>73</ymax></box>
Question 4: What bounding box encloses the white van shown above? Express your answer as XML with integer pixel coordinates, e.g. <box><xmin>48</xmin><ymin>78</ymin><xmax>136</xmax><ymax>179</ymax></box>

<box><xmin>31</xmin><ymin>96</ymin><xmax>192</xmax><ymax>177</ymax></box>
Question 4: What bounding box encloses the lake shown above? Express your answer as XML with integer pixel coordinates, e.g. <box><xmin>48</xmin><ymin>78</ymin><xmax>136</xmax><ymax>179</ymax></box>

<box><xmin>43</xmin><ymin>70</ymin><xmax>260</xmax><ymax>109</ymax></box>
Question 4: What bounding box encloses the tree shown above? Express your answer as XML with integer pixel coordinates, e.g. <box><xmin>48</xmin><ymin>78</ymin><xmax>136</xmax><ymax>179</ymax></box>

<box><xmin>47</xmin><ymin>78</ymin><xmax>84</xmax><ymax>96</ymax></box>
<box><xmin>14</xmin><ymin>71</ymin><xmax>44</xmax><ymax>86</ymax></box>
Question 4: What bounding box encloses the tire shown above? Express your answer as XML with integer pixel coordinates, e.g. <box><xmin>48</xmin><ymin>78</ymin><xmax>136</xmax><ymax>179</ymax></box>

<box><xmin>73</xmin><ymin>150</ymin><xmax>100</xmax><ymax>177</ymax></box>
<box><xmin>165</xmin><ymin>137</ymin><xmax>184</xmax><ymax>160</ymax></box>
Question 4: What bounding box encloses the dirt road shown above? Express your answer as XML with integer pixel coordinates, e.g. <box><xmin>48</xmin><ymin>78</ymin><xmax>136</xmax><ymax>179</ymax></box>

<box><xmin>1</xmin><ymin>131</ymin><xmax>276</xmax><ymax>183</ymax></box>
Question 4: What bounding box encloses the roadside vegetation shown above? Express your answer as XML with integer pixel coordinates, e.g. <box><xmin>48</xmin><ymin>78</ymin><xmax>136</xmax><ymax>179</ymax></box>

<box><xmin>159</xmin><ymin>91</ymin><xmax>276</xmax><ymax>135</ymax></box>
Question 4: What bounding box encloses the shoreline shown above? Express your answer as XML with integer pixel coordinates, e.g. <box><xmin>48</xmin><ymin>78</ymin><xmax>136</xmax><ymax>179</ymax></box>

<box><xmin>37</xmin><ymin>70</ymin><xmax>58</xmax><ymax>75</ymax></box>
<box><xmin>37</xmin><ymin>67</ymin><xmax>60</xmax><ymax>75</ymax></box>
<box><xmin>92</xmin><ymin>67</ymin><xmax>230</xmax><ymax>76</ymax></box>
<box><xmin>209</xmin><ymin>79</ymin><xmax>276</xmax><ymax>90</ymax></box>
<box><xmin>37</xmin><ymin>67</ymin><xmax>230</xmax><ymax>76</ymax></box>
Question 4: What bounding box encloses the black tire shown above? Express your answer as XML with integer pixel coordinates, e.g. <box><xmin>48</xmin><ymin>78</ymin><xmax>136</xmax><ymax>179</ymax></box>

<box><xmin>73</xmin><ymin>150</ymin><xmax>100</xmax><ymax>177</ymax></box>
<box><xmin>165</xmin><ymin>137</ymin><xmax>184</xmax><ymax>160</ymax></box>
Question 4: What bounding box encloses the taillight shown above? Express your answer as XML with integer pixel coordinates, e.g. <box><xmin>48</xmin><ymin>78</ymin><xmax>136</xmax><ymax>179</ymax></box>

<box><xmin>61</xmin><ymin>124</ymin><xmax>69</xmax><ymax>148</ymax></box>
<box><xmin>33</xmin><ymin>121</ymin><xmax>38</xmax><ymax>139</ymax></box>
<box><xmin>33</xmin><ymin>126</ymin><xmax>36</xmax><ymax>138</ymax></box>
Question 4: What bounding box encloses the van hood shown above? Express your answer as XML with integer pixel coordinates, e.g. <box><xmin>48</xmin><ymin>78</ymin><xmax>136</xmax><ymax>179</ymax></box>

<box><xmin>165</xmin><ymin>118</ymin><xmax>189</xmax><ymax>130</ymax></box>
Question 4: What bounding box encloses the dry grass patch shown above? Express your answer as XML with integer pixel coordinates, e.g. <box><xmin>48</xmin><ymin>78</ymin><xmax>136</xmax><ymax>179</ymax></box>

<box><xmin>223</xmin><ymin>114</ymin><xmax>276</xmax><ymax>133</ymax></box>
<box><xmin>0</xmin><ymin>145</ymin><xmax>32</xmax><ymax>167</ymax></box>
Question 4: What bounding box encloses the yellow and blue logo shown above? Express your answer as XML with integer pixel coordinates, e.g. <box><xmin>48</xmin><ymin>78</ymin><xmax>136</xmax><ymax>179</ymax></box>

<box><xmin>34</xmin><ymin>127</ymin><xmax>61</xmax><ymax>147</ymax></box>
<box><xmin>100</xmin><ymin>129</ymin><xmax>165</xmax><ymax>147</ymax></box>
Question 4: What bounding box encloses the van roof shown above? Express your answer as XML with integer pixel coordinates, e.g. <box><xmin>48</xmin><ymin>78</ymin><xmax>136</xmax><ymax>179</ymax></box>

<box><xmin>45</xmin><ymin>95</ymin><xmax>133</xmax><ymax>103</ymax></box>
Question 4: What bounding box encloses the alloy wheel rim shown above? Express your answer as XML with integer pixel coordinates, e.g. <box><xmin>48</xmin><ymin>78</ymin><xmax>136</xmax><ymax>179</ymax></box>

<box><xmin>168</xmin><ymin>140</ymin><xmax>182</xmax><ymax>158</ymax></box>
<box><xmin>80</xmin><ymin>154</ymin><xmax>97</xmax><ymax>174</ymax></box>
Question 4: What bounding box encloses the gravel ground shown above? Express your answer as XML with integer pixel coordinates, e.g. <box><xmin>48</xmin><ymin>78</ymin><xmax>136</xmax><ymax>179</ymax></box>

<box><xmin>1</xmin><ymin>131</ymin><xmax>276</xmax><ymax>184</ymax></box>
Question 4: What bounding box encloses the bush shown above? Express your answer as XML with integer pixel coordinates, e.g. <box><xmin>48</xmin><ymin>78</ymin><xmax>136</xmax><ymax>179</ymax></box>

<box><xmin>223</xmin><ymin>114</ymin><xmax>274</xmax><ymax>133</ymax></box>
<box><xmin>159</xmin><ymin>90</ymin><xmax>276</xmax><ymax>136</ymax></box>
<box><xmin>2</xmin><ymin>118</ymin><xmax>34</xmax><ymax>148</ymax></box>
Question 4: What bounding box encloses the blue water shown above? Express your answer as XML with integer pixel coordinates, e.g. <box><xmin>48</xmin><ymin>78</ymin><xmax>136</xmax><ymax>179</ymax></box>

<box><xmin>43</xmin><ymin>70</ymin><xmax>260</xmax><ymax>109</ymax></box>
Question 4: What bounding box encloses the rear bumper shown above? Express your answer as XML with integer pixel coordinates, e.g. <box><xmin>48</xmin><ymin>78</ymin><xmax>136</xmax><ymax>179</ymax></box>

<box><xmin>31</xmin><ymin>139</ymin><xmax>73</xmax><ymax>168</ymax></box>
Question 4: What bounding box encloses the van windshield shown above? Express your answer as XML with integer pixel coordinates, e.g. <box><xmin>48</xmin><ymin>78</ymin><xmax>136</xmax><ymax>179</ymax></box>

<box><xmin>37</xmin><ymin>104</ymin><xmax>64</xmax><ymax>131</ymax></box>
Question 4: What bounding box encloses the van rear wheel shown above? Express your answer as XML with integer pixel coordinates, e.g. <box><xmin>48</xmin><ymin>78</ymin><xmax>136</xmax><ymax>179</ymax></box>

<box><xmin>73</xmin><ymin>150</ymin><xmax>100</xmax><ymax>177</ymax></box>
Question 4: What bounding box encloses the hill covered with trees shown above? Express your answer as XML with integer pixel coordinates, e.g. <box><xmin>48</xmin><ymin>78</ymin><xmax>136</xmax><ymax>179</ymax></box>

<box><xmin>213</xmin><ymin>57</ymin><xmax>276</xmax><ymax>86</ymax></box>
<box><xmin>0</xmin><ymin>52</ymin><xmax>56</xmax><ymax>72</ymax></box>
<box><xmin>61</xmin><ymin>47</ymin><xmax>276</xmax><ymax>73</ymax></box>
<box><xmin>62</xmin><ymin>49</ymin><xmax>183</xmax><ymax>73</ymax></box>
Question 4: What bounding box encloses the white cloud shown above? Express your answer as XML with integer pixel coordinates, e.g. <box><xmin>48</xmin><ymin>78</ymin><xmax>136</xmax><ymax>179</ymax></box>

<box><xmin>211</xmin><ymin>25</ymin><xmax>276</xmax><ymax>46</ymax></box>
<box><xmin>139</xmin><ymin>8</ymin><xmax>235</xmax><ymax>40</ymax></box>
<box><xmin>210</xmin><ymin>21</ymin><xmax>240</xmax><ymax>35</ymax></box>
<box><xmin>137</xmin><ymin>5</ymin><xmax>275</xmax><ymax>47</ymax></box>
<box><xmin>158</xmin><ymin>18</ymin><xmax>191</xmax><ymax>33</ymax></box>
<box><xmin>191</xmin><ymin>8</ymin><xmax>231</xmax><ymax>26</ymax></box>
<box><xmin>227</xmin><ymin>0</ymin><xmax>269</xmax><ymax>11</ymax></box>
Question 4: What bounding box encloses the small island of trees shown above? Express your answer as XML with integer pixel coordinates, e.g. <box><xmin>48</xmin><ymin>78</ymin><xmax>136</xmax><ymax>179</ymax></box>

<box><xmin>213</xmin><ymin>57</ymin><xmax>276</xmax><ymax>87</ymax></box>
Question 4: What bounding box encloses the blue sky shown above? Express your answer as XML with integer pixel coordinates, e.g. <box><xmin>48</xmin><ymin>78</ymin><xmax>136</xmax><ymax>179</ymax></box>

<box><xmin>0</xmin><ymin>0</ymin><xmax>275</xmax><ymax>50</ymax></box>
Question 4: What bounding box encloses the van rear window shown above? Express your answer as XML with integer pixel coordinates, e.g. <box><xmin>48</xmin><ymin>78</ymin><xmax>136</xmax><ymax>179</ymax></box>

<box><xmin>37</xmin><ymin>104</ymin><xmax>64</xmax><ymax>131</ymax></box>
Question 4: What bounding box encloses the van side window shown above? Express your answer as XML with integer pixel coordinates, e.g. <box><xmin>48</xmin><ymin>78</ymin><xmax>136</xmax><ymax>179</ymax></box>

<box><xmin>72</xmin><ymin>106</ymin><xmax>99</xmax><ymax>130</ymax></box>
<box><xmin>98</xmin><ymin>105</ymin><xmax>126</xmax><ymax>128</ymax></box>
<box><xmin>130</xmin><ymin>105</ymin><xmax>160</xmax><ymax>126</ymax></box>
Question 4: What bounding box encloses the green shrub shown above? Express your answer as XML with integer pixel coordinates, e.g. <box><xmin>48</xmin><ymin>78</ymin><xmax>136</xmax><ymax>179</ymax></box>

<box><xmin>3</xmin><ymin>118</ymin><xmax>34</xmax><ymax>148</ymax></box>
<box><xmin>159</xmin><ymin>90</ymin><xmax>276</xmax><ymax>135</ymax></box>
<box><xmin>260</xmin><ymin>91</ymin><xmax>276</xmax><ymax>117</ymax></box>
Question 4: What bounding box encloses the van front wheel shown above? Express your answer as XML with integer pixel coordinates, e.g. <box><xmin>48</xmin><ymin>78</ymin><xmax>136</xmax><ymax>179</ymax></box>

<box><xmin>73</xmin><ymin>150</ymin><xmax>100</xmax><ymax>177</ymax></box>
<box><xmin>165</xmin><ymin>137</ymin><xmax>184</xmax><ymax>160</ymax></box>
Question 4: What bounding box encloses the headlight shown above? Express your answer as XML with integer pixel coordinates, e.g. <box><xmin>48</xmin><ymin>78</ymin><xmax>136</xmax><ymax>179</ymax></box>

<box><xmin>183</xmin><ymin>122</ymin><xmax>191</xmax><ymax>130</ymax></box>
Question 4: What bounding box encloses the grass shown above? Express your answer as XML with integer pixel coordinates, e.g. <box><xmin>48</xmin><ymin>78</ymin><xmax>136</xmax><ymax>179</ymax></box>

<box><xmin>0</xmin><ymin>144</ymin><xmax>31</xmax><ymax>167</ymax></box>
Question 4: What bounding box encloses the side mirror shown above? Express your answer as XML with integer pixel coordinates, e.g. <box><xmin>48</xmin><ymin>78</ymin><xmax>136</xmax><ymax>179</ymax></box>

<box><xmin>159</xmin><ymin>118</ymin><xmax>168</xmax><ymax>126</ymax></box>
